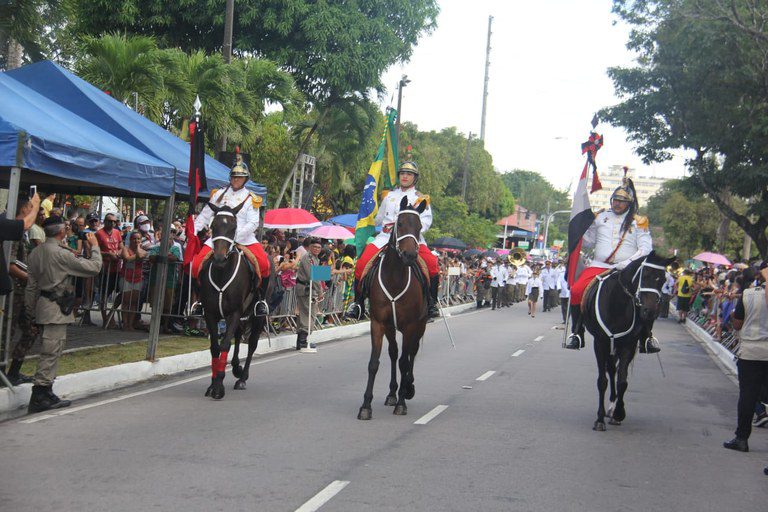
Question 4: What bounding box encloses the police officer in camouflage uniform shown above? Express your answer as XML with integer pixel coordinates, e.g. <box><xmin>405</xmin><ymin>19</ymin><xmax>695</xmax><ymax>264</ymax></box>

<box><xmin>25</xmin><ymin>215</ymin><xmax>103</xmax><ymax>413</ymax></box>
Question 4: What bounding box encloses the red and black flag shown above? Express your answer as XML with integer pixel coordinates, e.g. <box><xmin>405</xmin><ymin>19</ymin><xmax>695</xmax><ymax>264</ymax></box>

<box><xmin>183</xmin><ymin>115</ymin><xmax>207</xmax><ymax>266</ymax></box>
<box><xmin>567</xmin><ymin>117</ymin><xmax>603</xmax><ymax>287</ymax></box>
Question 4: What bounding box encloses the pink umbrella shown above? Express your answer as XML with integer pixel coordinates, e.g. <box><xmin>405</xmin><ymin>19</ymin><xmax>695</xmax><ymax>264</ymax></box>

<box><xmin>264</xmin><ymin>208</ymin><xmax>322</xmax><ymax>229</ymax></box>
<box><xmin>693</xmin><ymin>251</ymin><xmax>732</xmax><ymax>267</ymax></box>
<box><xmin>307</xmin><ymin>224</ymin><xmax>355</xmax><ymax>239</ymax></box>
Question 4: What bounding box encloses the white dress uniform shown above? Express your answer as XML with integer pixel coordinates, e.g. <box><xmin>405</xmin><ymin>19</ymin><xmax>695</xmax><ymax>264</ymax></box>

<box><xmin>371</xmin><ymin>187</ymin><xmax>432</xmax><ymax>249</ymax></box>
<box><xmin>490</xmin><ymin>264</ymin><xmax>504</xmax><ymax>288</ymax></box>
<box><xmin>582</xmin><ymin>210</ymin><xmax>652</xmax><ymax>270</ymax></box>
<box><xmin>515</xmin><ymin>264</ymin><xmax>532</xmax><ymax>285</ymax></box>
<box><xmin>194</xmin><ymin>186</ymin><xmax>260</xmax><ymax>248</ymax></box>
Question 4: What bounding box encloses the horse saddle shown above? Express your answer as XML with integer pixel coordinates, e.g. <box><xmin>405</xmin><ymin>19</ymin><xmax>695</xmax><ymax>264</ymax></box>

<box><xmin>200</xmin><ymin>244</ymin><xmax>262</xmax><ymax>279</ymax></box>
<box><xmin>360</xmin><ymin>246</ymin><xmax>429</xmax><ymax>283</ymax></box>
<box><xmin>581</xmin><ymin>268</ymin><xmax>616</xmax><ymax>312</ymax></box>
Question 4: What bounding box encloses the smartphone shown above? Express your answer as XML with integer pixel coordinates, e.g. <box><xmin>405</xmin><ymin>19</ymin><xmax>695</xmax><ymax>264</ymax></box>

<box><xmin>29</xmin><ymin>185</ymin><xmax>37</xmax><ymax>198</ymax></box>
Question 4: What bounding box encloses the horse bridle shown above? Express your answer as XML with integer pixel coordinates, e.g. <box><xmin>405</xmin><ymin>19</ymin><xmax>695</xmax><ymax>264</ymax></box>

<box><xmin>210</xmin><ymin>211</ymin><xmax>237</xmax><ymax>254</ymax></box>
<box><xmin>622</xmin><ymin>260</ymin><xmax>665</xmax><ymax>308</ymax></box>
<box><xmin>391</xmin><ymin>209</ymin><xmax>421</xmax><ymax>258</ymax></box>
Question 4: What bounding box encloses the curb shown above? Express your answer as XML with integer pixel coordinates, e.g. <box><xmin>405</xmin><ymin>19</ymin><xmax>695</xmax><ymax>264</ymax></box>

<box><xmin>1</xmin><ymin>302</ymin><xmax>476</xmax><ymax>416</ymax></box>
<box><xmin>685</xmin><ymin>319</ymin><xmax>738</xmax><ymax>380</ymax></box>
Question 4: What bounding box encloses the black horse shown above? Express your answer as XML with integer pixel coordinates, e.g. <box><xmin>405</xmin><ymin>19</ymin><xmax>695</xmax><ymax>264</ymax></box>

<box><xmin>358</xmin><ymin>197</ymin><xmax>429</xmax><ymax>420</ymax></box>
<box><xmin>579</xmin><ymin>251</ymin><xmax>675</xmax><ymax>431</ymax></box>
<box><xmin>199</xmin><ymin>199</ymin><xmax>269</xmax><ymax>399</ymax></box>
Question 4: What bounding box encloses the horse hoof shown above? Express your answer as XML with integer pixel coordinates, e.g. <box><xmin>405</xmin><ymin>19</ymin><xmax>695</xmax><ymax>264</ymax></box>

<box><xmin>384</xmin><ymin>396</ymin><xmax>397</xmax><ymax>406</ymax></box>
<box><xmin>204</xmin><ymin>386</ymin><xmax>213</xmax><ymax>397</ymax></box>
<box><xmin>393</xmin><ymin>404</ymin><xmax>407</xmax><ymax>416</ymax></box>
<box><xmin>210</xmin><ymin>384</ymin><xmax>225</xmax><ymax>400</ymax></box>
<box><xmin>403</xmin><ymin>384</ymin><xmax>415</xmax><ymax>400</ymax></box>
<box><xmin>609</xmin><ymin>419</ymin><xmax>622</xmax><ymax>426</ymax></box>
<box><xmin>593</xmin><ymin>421</ymin><xmax>606</xmax><ymax>431</ymax></box>
<box><xmin>234</xmin><ymin>380</ymin><xmax>246</xmax><ymax>390</ymax></box>
<box><xmin>357</xmin><ymin>408</ymin><xmax>372</xmax><ymax>420</ymax></box>
<box><xmin>607</xmin><ymin>401</ymin><xmax>616</xmax><ymax>419</ymax></box>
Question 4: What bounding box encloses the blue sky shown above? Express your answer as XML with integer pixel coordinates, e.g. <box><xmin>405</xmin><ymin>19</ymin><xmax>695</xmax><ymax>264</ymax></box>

<box><xmin>380</xmin><ymin>0</ymin><xmax>687</xmax><ymax>191</ymax></box>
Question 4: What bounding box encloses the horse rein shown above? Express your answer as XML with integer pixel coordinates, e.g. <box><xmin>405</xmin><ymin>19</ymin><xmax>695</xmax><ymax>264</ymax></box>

<box><xmin>380</xmin><ymin>208</ymin><xmax>422</xmax><ymax>329</ymax></box>
<box><xmin>207</xmin><ymin>208</ymin><xmax>244</xmax><ymax>318</ymax></box>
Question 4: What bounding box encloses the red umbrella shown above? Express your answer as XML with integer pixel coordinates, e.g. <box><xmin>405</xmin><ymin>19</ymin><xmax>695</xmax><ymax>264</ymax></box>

<box><xmin>264</xmin><ymin>208</ymin><xmax>322</xmax><ymax>229</ymax></box>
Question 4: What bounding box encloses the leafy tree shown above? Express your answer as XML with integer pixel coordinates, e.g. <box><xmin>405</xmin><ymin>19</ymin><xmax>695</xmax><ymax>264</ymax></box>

<box><xmin>603</xmin><ymin>0</ymin><xmax>768</xmax><ymax>258</ymax></box>
<box><xmin>69</xmin><ymin>0</ymin><xmax>439</xmax><ymax>102</ymax></box>
<box><xmin>0</xmin><ymin>0</ymin><xmax>64</xmax><ymax>68</ymax></box>
<box><xmin>426</xmin><ymin>195</ymin><xmax>498</xmax><ymax>248</ymax></box>
<box><xmin>500</xmin><ymin>169</ymin><xmax>570</xmax><ymax>243</ymax></box>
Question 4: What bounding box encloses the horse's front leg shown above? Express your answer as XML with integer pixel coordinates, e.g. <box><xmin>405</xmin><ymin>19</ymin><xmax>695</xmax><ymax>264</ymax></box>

<box><xmin>612</xmin><ymin>344</ymin><xmax>635</xmax><ymax>424</ymax></box>
<box><xmin>593</xmin><ymin>335</ymin><xmax>609</xmax><ymax>431</ymax></box>
<box><xmin>358</xmin><ymin>320</ymin><xmax>384</xmax><ymax>420</ymax></box>
<box><xmin>209</xmin><ymin>311</ymin><xmax>241</xmax><ymax>400</ymax></box>
<box><xmin>204</xmin><ymin>315</ymin><xmax>221</xmax><ymax>398</ymax></box>
<box><xmin>234</xmin><ymin>315</ymin><xmax>263</xmax><ymax>390</ymax></box>
<box><xmin>385</xmin><ymin>325</ymin><xmax>398</xmax><ymax>406</ymax></box>
<box><xmin>606</xmin><ymin>352</ymin><xmax>618</xmax><ymax>420</ymax></box>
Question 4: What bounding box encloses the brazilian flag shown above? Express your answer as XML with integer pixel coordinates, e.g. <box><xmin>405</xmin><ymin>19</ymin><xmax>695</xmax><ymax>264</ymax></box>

<box><xmin>354</xmin><ymin>108</ymin><xmax>399</xmax><ymax>256</ymax></box>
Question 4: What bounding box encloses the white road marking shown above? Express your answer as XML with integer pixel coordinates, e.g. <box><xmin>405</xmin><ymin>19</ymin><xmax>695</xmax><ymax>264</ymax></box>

<box><xmin>20</xmin><ymin>352</ymin><xmax>300</xmax><ymax>424</ymax></box>
<box><xmin>295</xmin><ymin>480</ymin><xmax>350</xmax><ymax>512</ymax></box>
<box><xmin>414</xmin><ymin>405</ymin><xmax>449</xmax><ymax>425</ymax></box>
<box><xmin>534</xmin><ymin>335</ymin><xmax>544</xmax><ymax>342</ymax></box>
<box><xmin>512</xmin><ymin>349</ymin><xmax>525</xmax><ymax>357</ymax></box>
<box><xmin>476</xmin><ymin>370</ymin><xmax>495</xmax><ymax>381</ymax></box>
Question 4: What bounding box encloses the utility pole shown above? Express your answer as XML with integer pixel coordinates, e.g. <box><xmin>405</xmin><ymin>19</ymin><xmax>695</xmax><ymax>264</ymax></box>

<box><xmin>219</xmin><ymin>0</ymin><xmax>235</xmax><ymax>154</ymax></box>
<box><xmin>461</xmin><ymin>132</ymin><xmax>473</xmax><ymax>202</ymax></box>
<box><xmin>395</xmin><ymin>75</ymin><xmax>410</xmax><ymax>154</ymax></box>
<box><xmin>223</xmin><ymin>0</ymin><xmax>235</xmax><ymax>63</ymax></box>
<box><xmin>480</xmin><ymin>15</ymin><xmax>493</xmax><ymax>142</ymax></box>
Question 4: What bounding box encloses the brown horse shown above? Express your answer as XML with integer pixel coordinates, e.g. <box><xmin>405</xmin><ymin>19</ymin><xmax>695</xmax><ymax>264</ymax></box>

<box><xmin>358</xmin><ymin>197</ymin><xmax>429</xmax><ymax>420</ymax></box>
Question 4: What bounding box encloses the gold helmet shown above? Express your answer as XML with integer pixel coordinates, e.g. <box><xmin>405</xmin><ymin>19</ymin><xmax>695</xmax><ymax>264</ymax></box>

<box><xmin>610</xmin><ymin>166</ymin><xmax>635</xmax><ymax>203</ymax></box>
<box><xmin>230</xmin><ymin>152</ymin><xmax>249</xmax><ymax>179</ymax></box>
<box><xmin>398</xmin><ymin>160</ymin><xmax>419</xmax><ymax>177</ymax></box>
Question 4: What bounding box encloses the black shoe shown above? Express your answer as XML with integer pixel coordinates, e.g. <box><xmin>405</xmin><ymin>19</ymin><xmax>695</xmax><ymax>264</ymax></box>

<box><xmin>8</xmin><ymin>373</ymin><xmax>33</xmax><ymax>386</ymax></box>
<box><xmin>189</xmin><ymin>302</ymin><xmax>203</xmax><ymax>316</ymax></box>
<box><xmin>565</xmin><ymin>334</ymin><xmax>581</xmax><ymax>350</ymax></box>
<box><xmin>764</xmin><ymin>465</ymin><xmax>768</xmax><ymax>476</ymax></box>
<box><xmin>428</xmin><ymin>304</ymin><xmax>440</xmax><ymax>318</ymax></box>
<box><xmin>254</xmin><ymin>300</ymin><xmax>269</xmax><ymax>317</ymax></box>
<box><xmin>644</xmin><ymin>337</ymin><xmax>661</xmax><ymax>354</ymax></box>
<box><xmin>723</xmin><ymin>437</ymin><xmax>749</xmax><ymax>452</ymax></box>
<box><xmin>28</xmin><ymin>385</ymin><xmax>71</xmax><ymax>414</ymax></box>
<box><xmin>296</xmin><ymin>333</ymin><xmax>308</xmax><ymax>350</ymax></box>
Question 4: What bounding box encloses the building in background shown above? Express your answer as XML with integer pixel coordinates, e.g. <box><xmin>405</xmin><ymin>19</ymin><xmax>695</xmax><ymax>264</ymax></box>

<box><xmin>496</xmin><ymin>205</ymin><xmax>537</xmax><ymax>249</ymax></box>
<box><xmin>590</xmin><ymin>165</ymin><xmax>669</xmax><ymax>208</ymax></box>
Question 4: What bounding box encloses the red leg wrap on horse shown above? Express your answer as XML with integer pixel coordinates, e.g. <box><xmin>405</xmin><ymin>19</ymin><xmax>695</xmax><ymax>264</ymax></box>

<box><xmin>216</xmin><ymin>351</ymin><xmax>228</xmax><ymax>374</ymax></box>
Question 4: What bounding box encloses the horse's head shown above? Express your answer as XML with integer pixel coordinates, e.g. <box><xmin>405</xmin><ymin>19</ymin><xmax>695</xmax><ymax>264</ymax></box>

<box><xmin>390</xmin><ymin>196</ymin><xmax>426</xmax><ymax>264</ymax></box>
<box><xmin>207</xmin><ymin>198</ymin><xmax>248</xmax><ymax>266</ymax></box>
<box><xmin>623</xmin><ymin>251</ymin><xmax>677</xmax><ymax>322</ymax></box>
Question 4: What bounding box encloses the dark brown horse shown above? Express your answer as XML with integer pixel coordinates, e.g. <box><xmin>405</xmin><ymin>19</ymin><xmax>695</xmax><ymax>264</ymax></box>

<box><xmin>581</xmin><ymin>251</ymin><xmax>674</xmax><ymax>431</ymax></box>
<box><xmin>199</xmin><ymin>199</ymin><xmax>268</xmax><ymax>399</ymax></box>
<box><xmin>358</xmin><ymin>197</ymin><xmax>429</xmax><ymax>420</ymax></box>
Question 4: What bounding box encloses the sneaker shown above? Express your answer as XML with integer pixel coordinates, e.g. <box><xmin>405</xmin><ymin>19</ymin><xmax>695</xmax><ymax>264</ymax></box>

<box><xmin>753</xmin><ymin>411</ymin><xmax>768</xmax><ymax>428</ymax></box>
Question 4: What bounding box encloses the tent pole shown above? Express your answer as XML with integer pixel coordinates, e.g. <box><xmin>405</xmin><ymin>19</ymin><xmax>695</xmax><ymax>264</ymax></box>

<box><xmin>146</xmin><ymin>180</ymin><xmax>176</xmax><ymax>361</ymax></box>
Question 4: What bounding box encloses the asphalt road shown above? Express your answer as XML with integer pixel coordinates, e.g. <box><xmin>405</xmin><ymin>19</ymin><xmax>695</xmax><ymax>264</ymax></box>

<box><xmin>1</xmin><ymin>305</ymin><xmax>765</xmax><ymax>511</ymax></box>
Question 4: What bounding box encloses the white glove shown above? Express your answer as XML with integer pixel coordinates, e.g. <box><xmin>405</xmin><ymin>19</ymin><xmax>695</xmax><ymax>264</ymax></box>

<box><xmin>615</xmin><ymin>259</ymin><xmax>631</xmax><ymax>270</ymax></box>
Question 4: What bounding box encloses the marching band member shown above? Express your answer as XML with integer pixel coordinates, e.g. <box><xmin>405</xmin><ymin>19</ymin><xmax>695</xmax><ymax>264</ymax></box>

<box><xmin>345</xmin><ymin>161</ymin><xmax>440</xmax><ymax>319</ymax></box>
<box><xmin>566</xmin><ymin>172</ymin><xmax>656</xmax><ymax>352</ymax></box>
<box><xmin>191</xmin><ymin>160</ymin><xmax>271</xmax><ymax>316</ymax></box>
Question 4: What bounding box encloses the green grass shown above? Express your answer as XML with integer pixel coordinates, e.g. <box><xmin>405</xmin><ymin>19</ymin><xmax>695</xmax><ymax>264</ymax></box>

<box><xmin>20</xmin><ymin>336</ymin><xmax>211</xmax><ymax>377</ymax></box>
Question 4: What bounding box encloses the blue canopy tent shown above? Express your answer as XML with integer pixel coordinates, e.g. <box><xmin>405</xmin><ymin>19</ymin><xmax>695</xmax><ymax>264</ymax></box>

<box><xmin>4</xmin><ymin>61</ymin><xmax>266</xmax><ymax>201</ymax></box>
<box><xmin>0</xmin><ymin>73</ymin><xmax>178</xmax><ymax>196</ymax></box>
<box><xmin>328</xmin><ymin>213</ymin><xmax>381</xmax><ymax>233</ymax></box>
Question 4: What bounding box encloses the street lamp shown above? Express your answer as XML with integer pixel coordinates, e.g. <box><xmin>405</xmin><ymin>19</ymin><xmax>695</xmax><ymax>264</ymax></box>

<box><xmin>543</xmin><ymin>209</ymin><xmax>570</xmax><ymax>257</ymax></box>
<box><xmin>396</xmin><ymin>74</ymin><xmax>410</xmax><ymax>151</ymax></box>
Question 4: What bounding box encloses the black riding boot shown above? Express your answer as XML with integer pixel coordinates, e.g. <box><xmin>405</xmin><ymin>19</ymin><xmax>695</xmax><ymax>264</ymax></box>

<box><xmin>28</xmin><ymin>385</ymin><xmax>71</xmax><ymax>414</ymax></box>
<box><xmin>566</xmin><ymin>305</ymin><xmax>584</xmax><ymax>350</ymax></box>
<box><xmin>344</xmin><ymin>279</ymin><xmax>366</xmax><ymax>320</ymax></box>
<box><xmin>296</xmin><ymin>331</ymin><xmax>308</xmax><ymax>350</ymax></box>
<box><xmin>253</xmin><ymin>274</ymin><xmax>269</xmax><ymax>317</ymax></box>
<box><xmin>428</xmin><ymin>275</ymin><xmax>440</xmax><ymax>318</ymax></box>
<box><xmin>6</xmin><ymin>359</ymin><xmax>32</xmax><ymax>386</ymax></box>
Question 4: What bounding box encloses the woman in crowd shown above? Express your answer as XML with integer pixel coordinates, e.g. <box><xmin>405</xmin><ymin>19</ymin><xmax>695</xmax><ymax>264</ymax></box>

<box><xmin>120</xmin><ymin>231</ymin><xmax>148</xmax><ymax>331</ymax></box>
<box><xmin>526</xmin><ymin>265</ymin><xmax>543</xmax><ymax>318</ymax></box>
